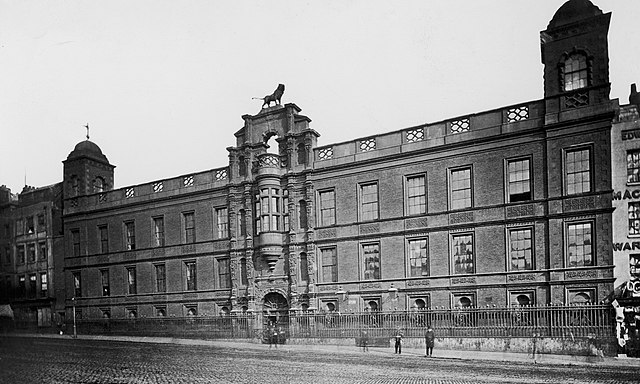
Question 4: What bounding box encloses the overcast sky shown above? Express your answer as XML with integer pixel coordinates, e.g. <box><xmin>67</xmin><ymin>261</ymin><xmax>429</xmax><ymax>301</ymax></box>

<box><xmin>1</xmin><ymin>0</ymin><xmax>638</xmax><ymax>193</ymax></box>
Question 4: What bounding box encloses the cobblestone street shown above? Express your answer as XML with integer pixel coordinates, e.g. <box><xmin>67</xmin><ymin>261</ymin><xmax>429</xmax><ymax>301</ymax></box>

<box><xmin>0</xmin><ymin>336</ymin><xmax>638</xmax><ymax>383</ymax></box>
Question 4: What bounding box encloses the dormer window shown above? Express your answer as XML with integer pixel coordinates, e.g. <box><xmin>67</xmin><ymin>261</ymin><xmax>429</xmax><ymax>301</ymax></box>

<box><xmin>562</xmin><ymin>53</ymin><xmax>588</xmax><ymax>91</ymax></box>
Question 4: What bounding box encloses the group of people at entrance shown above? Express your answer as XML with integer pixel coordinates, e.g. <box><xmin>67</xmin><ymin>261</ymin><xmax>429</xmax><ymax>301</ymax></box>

<box><xmin>266</xmin><ymin>321</ymin><xmax>284</xmax><ymax>349</ymax></box>
<box><xmin>360</xmin><ymin>325</ymin><xmax>435</xmax><ymax>356</ymax></box>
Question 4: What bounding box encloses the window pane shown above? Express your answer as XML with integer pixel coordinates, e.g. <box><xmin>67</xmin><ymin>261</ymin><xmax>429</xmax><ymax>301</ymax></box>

<box><xmin>452</xmin><ymin>234</ymin><xmax>474</xmax><ymax>274</ymax></box>
<box><xmin>407</xmin><ymin>176</ymin><xmax>426</xmax><ymax>215</ymax></box>
<box><xmin>362</xmin><ymin>243</ymin><xmax>380</xmax><ymax>280</ymax></box>
<box><xmin>565</xmin><ymin>149</ymin><xmax>591</xmax><ymax>195</ymax></box>
<box><xmin>451</xmin><ymin>168</ymin><xmax>472</xmax><ymax>209</ymax></box>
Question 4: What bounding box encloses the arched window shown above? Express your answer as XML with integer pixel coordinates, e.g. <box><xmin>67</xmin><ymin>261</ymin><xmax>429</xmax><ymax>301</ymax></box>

<box><xmin>299</xmin><ymin>252</ymin><xmax>309</xmax><ymax>284</ymax></box>
<box><xmin>562</xmin><ymin>53</ymin><xmax>588</xmax><ymax>91</ymax></box>
<box><xmin>239</xmin><ymin>156</ymin><xmax>247</xmax><ymax>177</ymax></box>
<box><xmin>297</xmin><ymin>143</ymin><xmax>307</xmax><ymax>165</ymax></box>
<box><xmin>240</xmin><ymin>258</ymin><xmax>248</xmax><ymax>286</ymax></box>
<box><xmin>93</xmin><ymin>177</ymin><xmax>105</xmax><ymax>193</ymax></box>
<box><xmin>265</xmin><ymin>134</ymin><xmax>279</xmax><ymax>154</ymax></box>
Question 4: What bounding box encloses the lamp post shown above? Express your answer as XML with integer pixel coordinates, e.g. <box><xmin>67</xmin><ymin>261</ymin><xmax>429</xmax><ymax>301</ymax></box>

<box><xmin>72</xmin><ymin>297</ymin><xmax>77</xmax><ymax>339</ymax></box>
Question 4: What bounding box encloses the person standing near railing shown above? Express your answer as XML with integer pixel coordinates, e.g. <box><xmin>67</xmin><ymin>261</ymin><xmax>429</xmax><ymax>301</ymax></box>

<box><xmin>425</xmin><ymin>325</ymin><xmax>435</xmax><ymax>357</ymax></box>
<box><xmin>394</xmin><ymin>328</ymin><xmax>403</xmax><ymax>354</ymax></box>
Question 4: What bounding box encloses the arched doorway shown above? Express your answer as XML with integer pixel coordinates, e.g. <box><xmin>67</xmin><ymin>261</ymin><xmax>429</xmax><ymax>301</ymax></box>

<box><xmin>262</xmin><ymin>292</ymin><xmax>289</xmax><ymax>344</ymax></box>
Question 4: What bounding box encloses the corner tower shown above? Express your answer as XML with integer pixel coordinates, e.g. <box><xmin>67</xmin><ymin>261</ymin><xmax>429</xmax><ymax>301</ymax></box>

<box><xmin>63</xmin><ymin>139</ymin><xmax>115</xmax><ymax>199</ymax></box>
<box><xmin>540</xmin><ymin>0</ymin><xmax>611</xmax><ymax>121</ymax></box>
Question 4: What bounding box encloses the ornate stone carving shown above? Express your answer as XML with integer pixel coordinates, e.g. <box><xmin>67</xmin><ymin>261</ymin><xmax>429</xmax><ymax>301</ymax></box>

<box><xmin>360</xmin><ymin>223</ymin><xmax>380</xmax><ymax>234</ymax></box>
<box><xmin>564</xmin><ymin>196</ymin><xmax>596</xmax><ymax>212</ymax></box>
<box><xmin>451</xmin><ymin>277</ymin><xmax>475</xmax><ymax>284</ymax></box>
<box><xmin>507</xmin><ymin>274</ymin><xmax>537</xmax><ymax>282</ymax></box>
<box><xmin>450</xmin><ymin>211</ymin><xmax>474</xmax><ymax>224</ymax></box>
<box><xmin>317</xmin><ymin>228</ymin><xmax>337</xmax><ymax>239</ymax></box>
<box><xmin>406</xmin><ymin>217</ymin><xmax>428</xmax><ymax>229</ymax></box>
<box><xmin>506</xmin><ymin>204</ymin><xmax>534</xmax><ymax>218</ymax></box>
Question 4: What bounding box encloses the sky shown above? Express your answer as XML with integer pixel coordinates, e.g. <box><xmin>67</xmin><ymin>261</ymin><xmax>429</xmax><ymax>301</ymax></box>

<box><xmin>1</xmin><ymin>0</ymin><xmax>639</xmax><ymax>193</ymax></box>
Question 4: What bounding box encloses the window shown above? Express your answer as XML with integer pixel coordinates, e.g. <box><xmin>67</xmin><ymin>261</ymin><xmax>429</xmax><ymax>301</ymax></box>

<box><xmin>452</xmin><ymin>293</ymin><xmax>476</xmax><ymax>308</ymax></box>
<box><xmin>155</xmin><ymin>264</ymin><xmax>166</xmax><ymax>292</ymax></box>
<box><xmin>298</xmin><ymin>143</ymin><xmax>307</xmax><ymax>165</ymax></box>
<box><xmin>240</xmin><ymin>258</ymin><xmax>248</xmax><ymax>286</ymax></box>
<box><xmin>101</xmin><ymin>269</ymin><xmax>110</xmax><ymax>296</ymax></box>
<box><xmin>298</xmin><ymin>200</ymin><xmax>307</xmax><ymax>229</ymax></box>
<box><xmin>565</xmin><ymin>148</ymin><xmax>591</xmax><ymax>195</ymax></box>
<box><xmin>359</xmin><ymin>183</ymin><xmax>379</xmax><ymax>221</ymax></box>
<box><xmin>27</xmin><ymin>243</ymin><xmax>35</xmax><ymax>263</ymax></box>
<box><xmin>124</xmin><ymin>221</ymin><xmax>136</xmax><ymax>250</ymax></box>
<box><xmin>155</xmin><ymin>306</ymin><xmax>167</xmax><ymax>317</ymax></box>
<box><xmin>567</xmin><ymin>222</ymin><xmax>593</xmax><ymax>267</ymax></box>
<box><xmin>562</xmin><ymin>53</ymin><xmax>588</xmax><ymax>91</ymax></box>
<box><xmin>321</xmin><ymin>247</ymin><xmax>338</xmax><ymax>283</ymax></box>
<box><xmin>408</xmin><ymin>238</ymin><xmax>429</xmax><ymax>277</ymax></box>
<box><xmin>629</xmin><ymin>203</ymin><xmax>640</xmax><ymax>235</ymax></box>
<box><xmin>509</xmin><ymin>228</ymin><xmax>533</xmax><ymax>271</ymax></box>
<box><xmin>217</xmin><ymin>258</ymin><xmax>231</xmax><ymax>289</ymax></box>
<box><xmin>26</xmin><ymin>216</ymin><xmax>35</xmax><ymax>234</ymax></box>
<box><xmin>128</xmin><ymin>308</ymin><xmax>138</xmax><ymax>319</ymax></box>
<box><xmin>283</xmin><ymin>190</ymin><xmax>290</xmax><ymax>231</ymax></box>
<box><xmin>4</xmin><ymin>246</ymin><xmax>11</xmax><ymax>264</ymax></box>
<box><xmin>72</xmin><ymin>271</ymin><xmax>82</xmax><ymax>297</ymax></box>
<box><xmin>153</xmin><ymin>217</ymin><xmax>165</xmax><ymax>247</ymax></box>
<box><xmin>18</xmin><ymin>245</ymin><xmax>25</xmax><ymax>264</ymax></box>
<box><xmin>16</xmin><ymin>218</ymin><xmax>24</xmax><ymax>236</ymax></box>
<box><xmin>70</xmin><ymin>175</ymin><xmax>79</xmax><ymax>196</ymax></box>
<box><xmin>126</xmin><ymin>267</ymin><xmax>137</xmax><ymax>294</ymax></box>
<box><xmin>18</xmin><ymin>276</ymin><xmax>26</xmax><ymax>297</ymax></box>
<box><xmin>185</xmin><ymin>261</ymin><xmax>197</xmax><ymax>291</ymax></box>
<box><xmin>98</xmin><ymin>225</ymin><xmax>109</xmax><ymax>253</ymax></box>
<box><xmin>215</xmin><ymin>207</ymin><xmax>229</xmax><ymax>238</ymax></box>
<box><xmin>452</xmin><ymin>234</ymin><xmax>474</xmax><ymax>274</ymax></box>
<box><xmin>39</xmin><ymin>241</ymin><xmax>47</xmax><ymax>260</ymax></box>
<box><xmin>71</xmin><ymin>229</ymin><xmax>80</xmax><ymax>256</ymax></box>
<box><xmin>94</xmin><ymin>177</ymin><xmax>105</xmax><ymax>193</ymax></box>
<box><xmin>37</xmin><ymin>214</ymin><xmax>45</xmax><ymax>231</ymax></box>
<box><xmin>299</xmin><ymin>253</ymin><xmax>309</xmax><ymax>284</ymax></box>
<box><xmin>364</xmin><ymin>299</ymin><xmax>380</xmax><ymax>312</ymax></box>
<box><xmin>507</xmin><ymin>159</ymin><xmax>531</xmax><ymax>202</ymax></box>
<box><xmin>318</xmin><ymin>190</ymin><xmax>336</xmax><ymax>226</ymax></box>
<box><xmin>450</xmin><ymin>167</ymin><xmax>472</xmax><ymax>210</ymax></box>
<box><xmin>509</xmin><ymin>291</ymin><xmax>534</xmax><ymax>306</ymax></box>
<box><xmin>186</xmin><ymin>306</ymin><xmax>198</xmax><ymax>317</ymax></box>
<box><xmin>567</xmin><ymin>289</ymin><xmax>595</xmax><ymax>305</ymax></box>
<box><xmin>184</xmin><ymin>212</ymin><xmax>195</xmax><ymax>244</ymax></box>
<box><xmin>627</xmin><ymin>150</ymin><xmax>640</xmax><ymax>183</ymax></box>
<box><xmin>238</xmin><ymin>210</ymin><xmax>247</xmax><ymax>237</ymax></box>
<box><xmin>406</xmin><ymin>175</ymin><xmax>426</xmax><ymax>215</ymax></box>
<box><xmin>40</xmin><ymin>272</ymin><xmax>48</xmax><ymax>297</ymax></box>
<box><xmin>362</xmin><ymin>243</ymin><xmax>380</xmax><ymax>280</ymax></box>
<box><xmin>29</xmin><ymin>274</ymin><xmax>36</xmax><ymax>297</ymax></box>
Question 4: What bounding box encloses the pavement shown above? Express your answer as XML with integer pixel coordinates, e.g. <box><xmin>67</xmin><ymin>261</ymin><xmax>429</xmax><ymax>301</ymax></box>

<box><xmin>7</xmin><ymin>332</ymin><xmax>640</xmax><ymax>368</ymax></box>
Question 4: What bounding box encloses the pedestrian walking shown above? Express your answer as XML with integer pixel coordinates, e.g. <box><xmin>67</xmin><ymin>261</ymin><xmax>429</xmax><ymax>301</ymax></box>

<box><xmin>394</xmin><ymin>328</ymin><xmax>403</xmax><ymax>354</ymax></box>
<box><xmin>425</xmin><ymin>325</ymin><xmax>435</xmax><ymax>357</ymax></box>
<box><xmin>361</xmin><ymin>329</ymin><xmax>369</xmax><ymax>352</ymax></box>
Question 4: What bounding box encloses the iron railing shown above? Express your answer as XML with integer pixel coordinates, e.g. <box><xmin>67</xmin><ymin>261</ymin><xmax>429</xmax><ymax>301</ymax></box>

<box><xmin>13</xmin><ymin>304</ymin><xmax>614</xmax><ymax>340</ymax></box>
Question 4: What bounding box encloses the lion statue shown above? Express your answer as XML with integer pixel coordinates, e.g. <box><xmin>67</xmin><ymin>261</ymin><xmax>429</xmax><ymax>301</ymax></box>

<box><xmin>253</xmin><ymin>84</ymin><xmax>285</xmax><ymax>108</ymax></box>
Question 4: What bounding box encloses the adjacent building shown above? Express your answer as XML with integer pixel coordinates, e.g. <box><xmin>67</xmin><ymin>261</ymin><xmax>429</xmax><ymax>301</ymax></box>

<box><xmin>0</xmin><ymin>184</ymin><xmax>64</xmax><ymax>327</ymax></box>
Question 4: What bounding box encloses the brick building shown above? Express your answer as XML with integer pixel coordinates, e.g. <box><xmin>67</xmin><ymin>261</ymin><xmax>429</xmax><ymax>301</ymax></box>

<box><xmin>0</xmin><ymin>183</ymin><xmax>64</xmax><ymax>326</ymax></box>
<box><xmin>55</xmin><ymin>0</ymin><xmax>620</xmax><ymax>326</ymax></box>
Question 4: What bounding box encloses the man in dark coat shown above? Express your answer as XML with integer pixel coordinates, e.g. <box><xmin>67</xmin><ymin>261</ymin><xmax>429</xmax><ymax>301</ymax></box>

<box><xmin>425</xmin><ymin>325</ymin><xmax>435</xmax><ymax>357</ymax></box>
